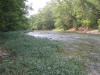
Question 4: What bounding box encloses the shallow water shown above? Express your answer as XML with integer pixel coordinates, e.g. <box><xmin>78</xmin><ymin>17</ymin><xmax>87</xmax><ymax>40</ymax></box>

<box><xmin>27</xmin><ymin>30</ymin><xmax>100</xmax><ymax>75</ymax></box>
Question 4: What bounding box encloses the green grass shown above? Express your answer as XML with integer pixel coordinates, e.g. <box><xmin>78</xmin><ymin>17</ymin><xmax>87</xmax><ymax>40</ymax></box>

<box><xmin>0</xmin><ymin>31</ymin><xmax>87</xmax><ymax>75</ymax></box>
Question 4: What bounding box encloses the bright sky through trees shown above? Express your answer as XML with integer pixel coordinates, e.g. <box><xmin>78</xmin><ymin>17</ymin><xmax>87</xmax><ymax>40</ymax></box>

<box><xmin>27</xmin><ymin>0</ymin><xmax>50</xmax><ymax>15</ymax></box>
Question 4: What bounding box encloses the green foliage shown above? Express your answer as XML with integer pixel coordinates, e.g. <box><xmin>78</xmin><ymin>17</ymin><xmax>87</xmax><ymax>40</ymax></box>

<box><xmin>29</xmin><ymin>0</ymin><xmax>100</xmax><ymax>31</ymax></box>
<box><xmin>0</xmin><ymin>31</ymin><xmax>87</xmax><ymax>75</ymax></box>
<box><xmin>0</xmin><ymin>0</ymin><xmax>28</xmax><ymax>31</ymax></box>
<box><xmin>29</xmin><ymin>5</ymin><xmax>55</xmax><ymax>30</ymax></box>
<box><xmin>97</xmin><ymin>19</ymin><xmax>100</xmax><ymax>30</ymax></box>
<box><xmin>97</xmin><ymin>19</ymin><xmax>100</xmax><ymax>25</ymax></box>
<box><xmin>81</xmin><ymin>19</ymin><xmax>91</xmax><ymax>27</ymax></box>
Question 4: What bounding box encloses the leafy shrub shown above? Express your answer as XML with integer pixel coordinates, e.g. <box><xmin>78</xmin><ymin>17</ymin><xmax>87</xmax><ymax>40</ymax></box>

<box><xmin>81</xmin><ymin>19</ymin><xmax>91</xmax><ymax>27</ymax></box>
<box><xmin>97</xmin><ymin>19</ymin><xmax>100</xmax><ymax>31</ymax></box>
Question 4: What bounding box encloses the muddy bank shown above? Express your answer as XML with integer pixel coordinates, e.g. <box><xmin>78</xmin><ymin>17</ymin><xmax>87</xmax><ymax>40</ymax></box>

<box><xmin>67</xmin><ymin>29</ymin><xmax>100</xmax><ymax>34</ymax></box>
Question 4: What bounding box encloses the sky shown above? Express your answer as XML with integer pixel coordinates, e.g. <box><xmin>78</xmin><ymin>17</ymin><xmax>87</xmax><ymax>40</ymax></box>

<box><xmin>26</xmin><ymin>0</ymin><xmax>50</xmax><ymax>15</ymax></box>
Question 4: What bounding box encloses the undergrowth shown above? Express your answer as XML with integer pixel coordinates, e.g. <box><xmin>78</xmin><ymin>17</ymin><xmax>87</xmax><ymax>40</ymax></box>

<box><xmin>0</xmin><ymin>31</ymin><xmax>87</xmax><ymax>75</ymax></box>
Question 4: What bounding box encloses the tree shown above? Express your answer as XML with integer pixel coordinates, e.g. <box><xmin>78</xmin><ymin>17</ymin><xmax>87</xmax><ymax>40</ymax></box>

<box><xmin>53</xmin><ymin>0</ymin><xmax>100</xmax><ymax>30</ymax></box>
<box><xmin>29</xmin><ymin>0</ymin><xmax>100</xmax><ymax>31</ymax></box>
<box><xmin>0</xmin><ymin>0</ymin><xmax>28</xmax><ymax>31</ymax></box>
<box><xmin>30</xmin><ymin>4</ymin><xmax>55</xmax><ymax>30</ymax></box>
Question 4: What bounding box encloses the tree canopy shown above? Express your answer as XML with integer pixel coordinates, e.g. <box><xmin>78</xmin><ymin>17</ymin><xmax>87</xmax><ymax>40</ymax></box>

<box><xmin>0</xmin><ymin>0</ymin><xmax>28</xmax><ymax>31</ymax></box>
<box><xmin>30</xmin><ymin>0</ymin><xmax>100</xmax><ymax>31</ymax></box>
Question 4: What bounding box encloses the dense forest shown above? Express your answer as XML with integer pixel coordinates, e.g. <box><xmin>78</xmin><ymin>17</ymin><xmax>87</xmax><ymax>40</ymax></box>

<box><xmin>30</xmin><ymin>0</ymin><xmax>100</xmax><ymax>31</ymax></box>
<box><xmin>0</xmin><ymin>0</ymin><xmax>100</xmax><ymax>32</ymax></box>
